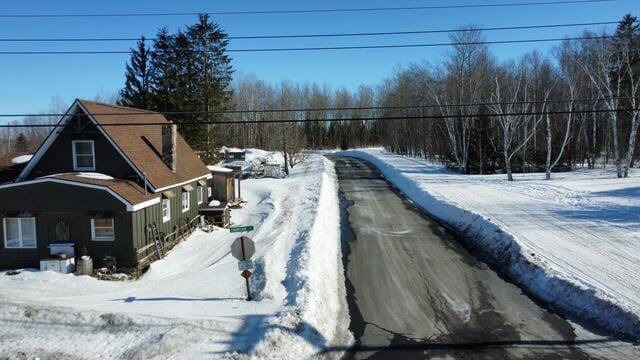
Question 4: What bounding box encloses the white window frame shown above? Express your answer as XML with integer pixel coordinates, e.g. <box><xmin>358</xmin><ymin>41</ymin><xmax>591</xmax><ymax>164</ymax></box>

<box><xmin>91</xmin><ymin>218</ymin><xmax>115</xmax><ymax>242</ymax></box>
<box><xmin>72</xmin><ymin>140</ymin><xmax>96</xmax><ymax>171</ymax></box>
<box><xmin>3</xmin><ymin>217</ymin><xmax>37</xmax><ymax>249</ymax></box>
<box><xmin>197</xmin><ymin>185</ymin><xmax>204</xmax><ymax>204</ymax></box>
<box><xmin>162</xmin><ymin>198</ymin><xmax>171</xmax><ymax>223</ymax></box>
<box><xmin>182</xmin><ymin>191</ymin><xmax>190</xmax><ymax>213</ymax></box>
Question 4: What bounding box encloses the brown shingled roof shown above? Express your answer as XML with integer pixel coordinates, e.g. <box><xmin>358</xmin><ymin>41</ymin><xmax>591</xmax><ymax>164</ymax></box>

<box><xmin>48</xmin><ymin>173</ymin><xmax>159</xmax><ymax>205</ymax></box>
<box><xmin>77</xmin><ymin>100</ymin><xmax>210</xmax><ymax>190</ymax></box>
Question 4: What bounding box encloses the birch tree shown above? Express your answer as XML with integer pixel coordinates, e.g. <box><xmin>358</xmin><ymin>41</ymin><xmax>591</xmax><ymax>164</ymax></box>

<box><xmin>490</xmin><ymin>65</ymin><xmax>550</xmax><ymax>181</ymax></box>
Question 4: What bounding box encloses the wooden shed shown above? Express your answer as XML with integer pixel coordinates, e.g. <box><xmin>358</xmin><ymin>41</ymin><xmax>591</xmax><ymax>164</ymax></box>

<box><xmin>207</xmin><ymin>165</ymin><xmax>236</xmax><ymax>203</ymax></box>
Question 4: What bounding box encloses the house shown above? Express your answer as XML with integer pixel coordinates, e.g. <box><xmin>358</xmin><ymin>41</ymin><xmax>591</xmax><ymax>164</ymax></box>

<box><xmin>220</xmin><ymin>147</ymin><xmax>245</xmax><ymax>162</ymax></box>
<box><xmin>0</xmin><ymin>100</ymin><xmax>211</xmax><ymax>270</ymax></box>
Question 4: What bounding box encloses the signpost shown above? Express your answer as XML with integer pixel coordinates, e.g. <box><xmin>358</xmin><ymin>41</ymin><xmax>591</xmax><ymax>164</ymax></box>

<box><xmin>230</xmin><ymin>225</ymin><xmax>255</xmax><ymax>300</ymax></box>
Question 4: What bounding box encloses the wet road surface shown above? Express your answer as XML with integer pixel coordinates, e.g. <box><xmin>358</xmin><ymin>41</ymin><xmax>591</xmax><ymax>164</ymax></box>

<box><xmin>331</xmin><ymin>156</ymin><xmax>639</xmax><ymax>360</ymax></box>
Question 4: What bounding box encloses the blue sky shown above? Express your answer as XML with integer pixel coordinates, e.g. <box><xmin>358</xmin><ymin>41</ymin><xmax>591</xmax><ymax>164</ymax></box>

<box><xmin>0</xmin><ymin>0</ymin><xmax>637</xmax><ymax>118</ymax></box>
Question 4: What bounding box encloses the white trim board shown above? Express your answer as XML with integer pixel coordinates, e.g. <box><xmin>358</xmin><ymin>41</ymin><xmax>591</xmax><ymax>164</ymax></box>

<box><xmin>153</xmin><ymin>174</ymin><xmax>211</xmax><ymax>193</ymax></box>
<box><xmin>16</xmin><ymin>99</ymin><xmax>212</xmax><ymax>194</ymax></box>
<box><xmin>0</xmin><ymin>178</ymin><xmax>160</xmax><ymax>212</ymax></box>
<box><xmin>17</xmin><ymin>100</ymin><xmax>150</xmax><ymax>190</ymax></box>
<box><xmin>17</xmin><ymin>101</ymin><xmax>80</xmax><ymax>182</ymax></box>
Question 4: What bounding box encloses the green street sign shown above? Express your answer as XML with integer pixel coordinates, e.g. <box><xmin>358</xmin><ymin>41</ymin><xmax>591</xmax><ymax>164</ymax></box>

<box><xmin>230</xmin><ymin>225</ymin><xmax>254</xmax><ymax>233</ymax></box>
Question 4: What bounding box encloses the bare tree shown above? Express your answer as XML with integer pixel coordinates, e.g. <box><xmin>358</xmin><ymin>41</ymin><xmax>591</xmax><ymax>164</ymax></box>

<box><xmin>490</xmin><ymin>65</ymin><xmax>550</xmax><ymax>181</ymax></box>
<box><xmin>580</xmin><ymin>32</ymin><xmax>625</xmax><ymax>177</ymax></box>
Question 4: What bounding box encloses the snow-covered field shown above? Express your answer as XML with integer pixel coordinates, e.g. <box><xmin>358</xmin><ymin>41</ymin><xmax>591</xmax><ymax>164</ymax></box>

<box><xmin>0</xmin><ymin>154</ymin><xmax>350</xmax><ymax>359</ymax></box>
<box><xmin>338</xmin><ymin>148</ymin><xmax>640</xmax><ymax>340</ymax></box>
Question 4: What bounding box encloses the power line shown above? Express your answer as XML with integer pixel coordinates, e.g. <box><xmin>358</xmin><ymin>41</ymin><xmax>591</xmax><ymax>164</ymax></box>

<box><xmin>0</xmin><ymin>97</ymin><xmax>631</xmax><ymax>119</ymax></box>
<box><xmin>0</xmin><ymin>97</ymin><xmax>631</xmax><ymax>118</ymax></box>
<box><xmin>0</xmin><ymin>1</ymin><xmax>618</xmax><ymax>18</ymax></box>
<box><xmin>0</xmin><ymin>21</ymin><xmax>618</xmax><ymax>42</ymax></box>
<box><xmin>0</xmin><ymin>109</ymin><xmax>635</xmax><ymax>128</ymax></box>
<box><xmin>0</xmin><ymin>35</ymin><xmax>616</xmax><ymax>55</ymax></box>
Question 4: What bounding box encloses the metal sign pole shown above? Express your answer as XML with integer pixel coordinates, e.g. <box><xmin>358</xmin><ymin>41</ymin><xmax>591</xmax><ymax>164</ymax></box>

<box><xmin>240</xmin><ymin>234</ymin><xmax>251</xmax><ymax>300</ymax></box>
<box><xmin>231</xmin><ymin>226</ymin><xmax>255</xmax><ymax>301</ymax></box>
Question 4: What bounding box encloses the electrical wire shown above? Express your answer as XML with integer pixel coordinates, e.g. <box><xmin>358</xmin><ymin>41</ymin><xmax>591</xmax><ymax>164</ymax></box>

<box><xmin>0</xmin><ymin>21</ymin><xmax>618</xmax><ymax>42</ymax></box>
<box><xmin>0</xmin><ymin>97</ymin><xmax>631</xmax><ymax>119</ymax></box>
<box><xmin>0</xmin><ymin>35</ymin><xmax>616</xmax><ymax>55</ymax></box>
<box><xmin>0</xmin><ymin>1</ymin><xmax>619</xmax><ymax>18</ymax></box>
<box><xmin>0</xmin><ymin>108</ymin><xmax>636</xmax><ymax>128</ymax></box>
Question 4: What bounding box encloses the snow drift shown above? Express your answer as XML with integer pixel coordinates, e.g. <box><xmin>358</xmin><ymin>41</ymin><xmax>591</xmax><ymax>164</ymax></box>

<box><xmin>0</xmin><ymin>154</ymin><xmax>350</xmax><ymax>359</ymax></box>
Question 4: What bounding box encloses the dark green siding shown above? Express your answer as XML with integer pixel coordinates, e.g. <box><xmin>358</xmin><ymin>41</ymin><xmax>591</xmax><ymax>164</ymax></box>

<box><xmin>28</xmin><ymin>114</ymin><xmax>139</xmax><ymax>180</ymax></box>
<box><xmin>0</xmin><ymin>182</ymin><xmax>135</xmax><ymax>269</ymax></box>
<box><xmin>0</xmin><ymin>180</ymin><xmax>207</xmax><ymax>269</ymax></box>
<box><xmin>130</xmin><ymin>180</ymin><xmax>205</xmax><ymax>256</ymax></box>
<box><xmin>0</xmin><ymin>182</ymin><xmax>126</xmax><ymax>212</ymax></box>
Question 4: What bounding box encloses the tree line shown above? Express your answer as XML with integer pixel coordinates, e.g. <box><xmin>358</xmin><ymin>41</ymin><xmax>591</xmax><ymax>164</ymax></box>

<box><xmin>225</xmin><ymin>15</ymin><xmax>639</xmax><ymax>179</ymax></box>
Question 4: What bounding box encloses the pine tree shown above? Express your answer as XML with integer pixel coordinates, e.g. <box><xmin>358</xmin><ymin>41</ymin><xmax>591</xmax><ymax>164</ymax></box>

<box><xmin>186</xmin><ymin>14</ymin><xmax>234</xmax><ymax>159</ymax></box>
<box><xmin>122</xmin><ymin>17</ymin><xmax>234</xmax><ymax>159</ymax></box>
<box><xmin>119</xmin><ymin>37</ymin><xmax>152</xmax><ymax>109</ymax></box>
<box><xmin>14</xmin><ymin>133</ymin><xmax>28</xmax><ymax>153</ymax></box>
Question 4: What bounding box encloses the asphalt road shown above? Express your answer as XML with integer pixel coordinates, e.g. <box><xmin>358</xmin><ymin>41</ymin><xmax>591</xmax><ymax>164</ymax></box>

<box><xmin>330</xmin><ymin>156</ymin><xmax>639</xmax><ymax>360</ymax></box>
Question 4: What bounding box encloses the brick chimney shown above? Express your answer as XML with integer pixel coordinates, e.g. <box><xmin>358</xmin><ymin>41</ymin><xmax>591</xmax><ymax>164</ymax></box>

<box><xmin>162</xmin><ymin>123</ymin><xmax>177</xmax><ymax>172</ymax></box>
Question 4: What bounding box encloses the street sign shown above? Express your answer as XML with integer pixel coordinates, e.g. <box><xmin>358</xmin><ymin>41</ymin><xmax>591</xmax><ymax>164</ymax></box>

<box><xmin>230</xmin><ymin>225</ymin><xmax>254</xmax><ymax>233</ymax></box>
<box><xmin>231</xmin><ymin>235</ymin><xmax>256</xmax><ymax>301</ymax></box>
<box><xmin>231</xmin><ymin>236</ymin><xmax>255</xmax><ymax>260</ymax></box>
<box><xmin>238</xmin><ymin>260</ymin><xmax>254</xmax><ymax>271</ymax></box>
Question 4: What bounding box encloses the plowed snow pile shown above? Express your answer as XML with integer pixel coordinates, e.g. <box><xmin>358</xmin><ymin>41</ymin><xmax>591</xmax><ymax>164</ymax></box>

<box><xmin>339</xmin><ymin>148</ymin><xmax>640</xmax><ymax>339</ymax></box>
<box><xmin>0</xmin><ymin>154</ymin><xmax>350</xmax><ymax>359</ymax></box>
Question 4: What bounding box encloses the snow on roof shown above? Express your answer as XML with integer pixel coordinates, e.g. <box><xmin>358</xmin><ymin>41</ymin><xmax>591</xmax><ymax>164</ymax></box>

<box><xmin>207</xmin><ymin>165</ymin><xmax>233</xmax><ymax>173</ymax></box>
<box><xmin>76</xmin><ymin>172</ymin><xmax>115</xmax><ymax>180</ymax></box>
<box><xmin>224</xmin><ymin>161</ymin><xmax>252</xmax><ymax>171</ymax></box>
<box><xmin>220</xmin><ymin>146</ymin><xmax>244</xmax><ymax>153</ymax></box>
<box><xmin>11</xmin><ymin>154</ymin><xmax>33</xmax><ymax>165</ymax></box>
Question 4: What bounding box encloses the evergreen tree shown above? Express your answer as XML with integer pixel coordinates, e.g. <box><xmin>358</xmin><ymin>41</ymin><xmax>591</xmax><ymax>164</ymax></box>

<box><xmin>186</xmin><ymin>14</ymin><xmax>234</xmax><ymax>159</ymax></box>
<box><xmin>126</xmin><ymin>17</ymin><xmax>234</xmax><ymax>160</ymax></box>
<box><xmin>119</xmin><ymin>37</ymin><xmax>152</xmax><ymax>109</ymax></box>
<box><xmin>149</xmin><ymin>28</ymin><xmax>177</xmax><ymax>112</ymax></box>
<box><xmin>14</xmin><ymin>133</ymin><xmax>28</xmax><ymax>153</ymax></box>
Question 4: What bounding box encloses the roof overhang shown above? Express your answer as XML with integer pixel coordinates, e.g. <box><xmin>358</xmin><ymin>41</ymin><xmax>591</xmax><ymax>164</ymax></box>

<box><xmin>0</xmin><ymin>178</ymin><xmax>160</xmax><ymax>212</ymax></box>
<box><xmin>153</xmin><ymin>174</ymin><xmax>212</xmax><ymax>193</ymax></box>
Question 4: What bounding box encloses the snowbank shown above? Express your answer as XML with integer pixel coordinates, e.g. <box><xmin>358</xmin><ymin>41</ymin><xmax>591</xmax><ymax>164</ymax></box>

<box><xmin>247</xmin><ymin>157</ymin><xmax>352</xmax><ymax>359</ymax></box>
<box><xmin>338</xmin><ymin>148</ymin><xmax>640</xmax><ymax>340</ymax></box>
<box><xmin>0</xmin><ymin>154</ymin><xmax>349</xmax><ymax>359</ymax></box>
<box><xmin>245</xmin><ymin>148</ymin><xmax>284</xmax><ymax>166</ymax></box>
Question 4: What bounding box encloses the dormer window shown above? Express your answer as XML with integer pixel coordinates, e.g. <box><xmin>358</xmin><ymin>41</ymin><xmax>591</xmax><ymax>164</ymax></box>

<box><xmin>72</xmin><ymin>140</ymin><xmax>95</xmax><ymax>171</ymax></box>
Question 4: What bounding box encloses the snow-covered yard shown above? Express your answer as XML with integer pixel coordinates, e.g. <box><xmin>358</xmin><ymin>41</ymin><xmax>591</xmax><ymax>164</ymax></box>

<box><xmin>0</xmin><ymin>154</ymin><xmax>350</xmax><ymax>359</ymax></box>
<box><xmin>338</xmin><ymin>148</ymin><xmax>640</xmax><ymax>340</ymax></box>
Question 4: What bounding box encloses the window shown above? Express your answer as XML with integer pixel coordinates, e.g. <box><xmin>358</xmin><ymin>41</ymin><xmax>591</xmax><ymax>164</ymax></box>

<box><xmin>72</xmin><ymin>140</ymin><xmax>95</xmax><ymax>171</ymax></box>
<box><xmin>197</xmin><ymin>185</ymin><xmax>204</xmax><ymax>204</ymax></box>
<box><xmin>91</xmin><ymin>218</ymin><xmax>114</xmax><ymax>241</ymax></box>
<box><xmin>207</xmin><ymin>186</ymin><xmax>212</xmax><ymax>198</ymax></box>
<box><xmin>162</xmin><ymin>198</ymin><xmax>171</xmax><ymax>223</ymax></box>
<box><xmin>182</xmin><ymin>191</ymin><xmax>190</xmax><ymax>212</ymax></box>
<box><xmin>3</xmin><ymin>218</ymin><xmax>36</xmax><ymax>249</ymax></box>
